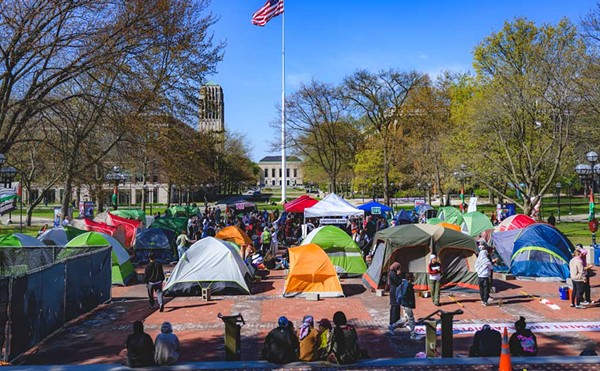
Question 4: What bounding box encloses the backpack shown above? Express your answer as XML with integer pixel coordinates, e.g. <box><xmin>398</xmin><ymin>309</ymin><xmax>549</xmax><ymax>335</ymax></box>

<box><xmin>395</xmin><ymin>282</ymin><xmax>405</xmax><ymax>306</ymax></box>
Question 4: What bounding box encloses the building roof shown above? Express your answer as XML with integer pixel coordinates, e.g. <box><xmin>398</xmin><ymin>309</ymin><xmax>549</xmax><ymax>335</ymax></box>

<box><xmin>204</xmin><ymin>81</ymin><xmax>220</xmax><ymax>87</ymax></box>
<box><xmin>259</xmin><ymin>155</ymin><xmax>302</xmax><ymax>163</ymax></box>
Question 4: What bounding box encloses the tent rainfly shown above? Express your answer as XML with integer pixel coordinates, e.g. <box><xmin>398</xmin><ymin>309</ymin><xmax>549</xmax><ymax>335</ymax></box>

<box><xmin>284</xmin><ymin>195</ymin><xmax>319</xmax><ymax>213</ymax></box>
<box><xmin>304</xmin><ymin>193</ymin><xmax>364</xmax><ymax>218</ymax></box>
<box><xmin>38</xmin><ymin>228</ymin><xmax>69</xmax><ymax>246</ymax></box>
<box><xmin>215</xmin><ymin>226</ymin><xmax>253</xmax><ymax>247</ymax></box>
<box><xmin>461</xmin><ymin>212</ymin><xmax>494</xmax><ymax>237</ymax></box>
<box><xmin>0</xmin><ymin>233</ymin><xmax>46</xmax><ymax>247</ymax></box>
<box><xmin>301</xmin><ymin>226</ymin><xmax>367</xmax><ymax>276</ymax></box>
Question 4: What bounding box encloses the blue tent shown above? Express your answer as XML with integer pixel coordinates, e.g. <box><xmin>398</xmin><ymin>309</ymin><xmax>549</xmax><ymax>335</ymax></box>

<box><xmin>394</xmin><ymin>209</ymin><xmax>414</xmax><ymax>225</ymax></box>
<box><xmin>134</xmin><ymin>228</ymin><xmax>176</xmax><ymax>264</ymax></box>
<box><xmin>357</xmin><ymin>201</ymin><xmax>392</xmax><ymax>216</ymax></box>
<box><xmin>510</xmin><ymin>223</ymin><xmax>574</xmax><ymax>280</ymax></box>
<box><xmin>415</xmin><ymin>204</ymin><xmax>437</xmax><ymax>219</ymax></box>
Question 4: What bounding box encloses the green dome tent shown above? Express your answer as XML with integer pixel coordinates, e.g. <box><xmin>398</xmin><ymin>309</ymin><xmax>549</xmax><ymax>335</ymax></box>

<box><xmin>437</xmin><ymin>207</ymin><xmax>464</xmax><ymax>226</ymax></box>
<box><xmin>301</xmin><ymin>226</ymin><xmax>367</xmax><ymax>276</ymax></box>
<box><xmin>0</xmin><ymin>233</ymin><xmax>46</xmax><ymax>247</ymax></box>
<box><xmin>425</xmin><ymin>217</ymin><xmax>443</xmax><ymax>225</ymax></box>
<box><xmin>168</xmin><ymin>205</ymin><xmax>199</xmax><ymax>218</ymax></box>
<box><xmin>65</xmin><ymin>232</ymin><xmax>134</xmax><ymax>285</ymax></box>
<box><xmin>111</xmin><ymin>209</ymin><xmax>146</xmax><ymax>224</ymax></box>
<box><xmin>461</xmin><ymin>211</ymin><xmax>494</xmax><ymax>237</ymax></box>
<box><xmin>150</xmin><ymin>217</ymin><xmax>188</xmax><ymax>234</ymax></box>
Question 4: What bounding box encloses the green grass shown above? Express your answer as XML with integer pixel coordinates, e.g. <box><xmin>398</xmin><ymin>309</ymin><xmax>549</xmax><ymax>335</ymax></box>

<box><xmin>0</xmin><ymin>226</ymin><xmax>39</xmax><ymax>237</ymax></box>
<box><xmin>555</xmin><ymin>222</ymin><xmax>596</xmax><ymax>246</ymax></box>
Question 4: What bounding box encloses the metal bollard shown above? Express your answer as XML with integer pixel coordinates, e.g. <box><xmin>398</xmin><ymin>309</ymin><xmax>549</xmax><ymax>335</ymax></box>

<box><xmin>425</xmin><ymin>320</ymin><xmax>437</xmax><ymax>358</ymax></box>
<box><xmin>440</xmin><ymin>309</ymin><xmax>463</xmax><ymax>358</ymax></box>
<box><xmin>218</xmin><ymin>313</ymin><xmax>245</xmax><ymax>361</ymax></box>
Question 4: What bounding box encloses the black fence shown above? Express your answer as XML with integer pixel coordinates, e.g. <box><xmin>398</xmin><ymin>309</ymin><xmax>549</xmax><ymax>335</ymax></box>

<box><xmin>0</xmin><ymin>246</ymin><xmax>112</xmax><ymax>362</ymax></box>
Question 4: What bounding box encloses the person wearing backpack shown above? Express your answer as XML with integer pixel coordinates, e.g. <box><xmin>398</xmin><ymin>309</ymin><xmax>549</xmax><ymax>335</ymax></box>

<box><xmin>398</xmin><ymin>272</ymin><xmax>418</xmax><ymax>340</ymax></box>
<box><xmin>509</xmin><ymin>316</ymin><xmax>538</xmax><ymax>357</ymax></box>
<box><xmin>387</xmin><ymin>262</ymin><xmax>402</xmax><ymax>334</ymax></box>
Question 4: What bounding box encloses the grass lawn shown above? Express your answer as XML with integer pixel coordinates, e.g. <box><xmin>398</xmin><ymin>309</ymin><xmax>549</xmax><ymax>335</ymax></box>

<box><xmin>0</xmin><ymin>226</ymin><xmax>39</xmax><ymax>237</ymax></box>
<box><xmin>555</xmin><ymin>222</ymin><xmax>596</xmax><ymax>246</ymax></box>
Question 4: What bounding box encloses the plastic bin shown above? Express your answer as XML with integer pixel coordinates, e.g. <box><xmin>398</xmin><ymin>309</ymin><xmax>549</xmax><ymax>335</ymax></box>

<box><xmin>559</xmin><ymin>286</ymin><xmax>569</xmax><ymax>300</ymax></box>
<box><xmin>594</xmin><ymin>246</ymin><xmax>600</xmax><ymax>266</ymax></box>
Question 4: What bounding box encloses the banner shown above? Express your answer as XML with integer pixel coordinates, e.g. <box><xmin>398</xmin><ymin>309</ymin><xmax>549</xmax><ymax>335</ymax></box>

<box><xmin>0</xmin><ymin>187</ymin><xmax>17</xmax><ymax>216</ymax></box>
<box><xmin>467</xmin><ymin>197</ymin><xmax>478</xmax><ymax>213</ymax></box>
<box><xmin>414</xmin><ymin>321</ymin><xmax>600</xmax><ymax>335</ymax></box>
<box><xmin>414</xmin><ymin>199</ymin><xmax>425</xmax><ymax>208</ymax></box>
<box><xmin>320</xmin><ymin>218</ymin><xmax>347</xmax><ymax>225</ymax></box>
<box><xmin>78</xmin><ymin>201</ymin><xmax>94</xmax><ymax>219</ymax></box>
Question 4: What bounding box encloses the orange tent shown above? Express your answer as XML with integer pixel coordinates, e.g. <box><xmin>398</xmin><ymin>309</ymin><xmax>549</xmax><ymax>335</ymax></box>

<box><xmin>215</xmin><ymin>226</ymin><xmax>253</xmax><ymax>246</ymax></box>
<box><xmin>283</xmin><ymin>243</ymin><xmax>344</xmax><ymax>298</ymax></box>
<box><xmin>439</xmin><ymin>221</ymin><xmax>461</xmax><ymax>232</ymax></box>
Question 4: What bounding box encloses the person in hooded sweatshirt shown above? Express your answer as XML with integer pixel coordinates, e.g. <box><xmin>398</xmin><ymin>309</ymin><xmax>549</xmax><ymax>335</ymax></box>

<box><xmin>475</xmin><ymin>247</ymin><xmax>494</xmax><ymax>306</ymax></box>
<box><xmin>154</xmin><ymin>321</ymin><xmax>180</xmax><ymax>366</ymax></box>
<box><xmin>261</xmin><ymin>316</ymin><xmax>299</xmax><ymax>364</ymax></box>
<box><xmin>125</xmin><ymin>320</ymin><xmax>154</xmax><ymax>367</ymax></box>
<box><xmin>509</xmin><ymin>316</ymin><xmax>538</xmax><ymax>356</ymax></box>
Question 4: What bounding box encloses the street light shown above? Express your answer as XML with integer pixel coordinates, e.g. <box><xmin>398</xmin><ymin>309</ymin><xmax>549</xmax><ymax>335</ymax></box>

<box><xmin>106</xmin><ymin>165</ymin><xmax>129</xmax><ymax>210</ymax></box>
<box><xmin>453</xmin><ymin>164</ymin><xmax>471</xmax><ymax>213</ymax></box>
<box><xmin>556</xmin><ymin>182</ymin><xmax>562</xmax><ymax>223</ymax></box>
<box><xmin>575</xmin><ymin>150</ymin><xmax>600</xmax><ymax>245</ymax></box>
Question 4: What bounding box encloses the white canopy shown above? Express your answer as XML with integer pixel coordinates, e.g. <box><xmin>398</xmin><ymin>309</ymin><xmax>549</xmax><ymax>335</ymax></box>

<box><xmin>304</xmin><ymin>193</ymin><xmax>364</xmax><ymax>218</ymax></box>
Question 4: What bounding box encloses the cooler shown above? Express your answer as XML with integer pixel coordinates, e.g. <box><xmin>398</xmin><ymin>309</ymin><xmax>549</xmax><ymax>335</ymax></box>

<box><xmin>559</xmin><ymin>286</ymin><xmax>569</xmax><ymax>300</ymax></box>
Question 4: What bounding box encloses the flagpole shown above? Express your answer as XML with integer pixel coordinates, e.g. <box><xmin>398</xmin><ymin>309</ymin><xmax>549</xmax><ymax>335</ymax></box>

<box><xmin>281</xmin><ymin>9</ymin><xmax>286</xmax><ymax>203</ymax></box>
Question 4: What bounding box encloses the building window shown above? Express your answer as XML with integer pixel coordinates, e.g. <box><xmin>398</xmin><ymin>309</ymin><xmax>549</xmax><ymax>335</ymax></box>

<box><xmin>279</xmin><ymin>168</ymin><xmax>282</xmax><ymax>177</ymax></box>
<box><xmin>272</xmin><ymin>168</ymin><xmax>276</xmax><ymax>177</ymax></box>
<box><xmin>272</xmin><ymin>180</ymin><xmax>275</xmax><ymax>186</ymax></box>
<box><xmin>294</xmin><ymin>168</ymin><xmax>298</xmax><ymax>178</ymax></box>
<box><xmin>264</xmin><ymin>168</ymin><xmax>268</xmax><ymax>178</ymax></box>
<box><xmin>287</xmin><ymin>168</ymin><xmax>290</xmax><ymax>177</ymax></box>
<box><xmin>279</xmin><ymin>180</ymin><xmax>282</xmax><ymax>186</ymax></box>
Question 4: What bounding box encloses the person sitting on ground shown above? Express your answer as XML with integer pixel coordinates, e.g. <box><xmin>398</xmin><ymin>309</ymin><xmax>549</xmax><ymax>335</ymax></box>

<box><xmin>469</xmin><ymin>324</ymin><xmax>501</xmax><ymax>357</ymax></box>
<box><xmin>154</xmin><ymin>321</ymin><xmax>180</xmax><ymax>366</ymax></box>
<box><xmin>326</xmin><ymin>311</ymin><xmax>361</xmax><ymax>365</ymax></box>
<box><xmin>297</xmin><ymin>315</ymin><xmax>319</xmax><ymax>362</ymax></box>
<box><xmin>316</xmin><ymin>318</ymin><xmax>332</xmax><ymax>360</ymax></box>
<box><xmin>509</xmin><ymin>316</ymin><xmax>538</xmax><ymax>357</ymax></box>
<box><xmin>261</xmin><ymin>316</ymin><xmax>299</xmax><ymax>364</ymax></box>
<box><xmin>125</xmin><ymin>320</ymin><xmax>154</xmax><ymax>367</ymax></box>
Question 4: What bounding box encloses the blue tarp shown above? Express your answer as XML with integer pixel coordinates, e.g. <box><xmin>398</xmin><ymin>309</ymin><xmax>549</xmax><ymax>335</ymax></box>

<box><xmin>357</xmin><ymin>201</ymin><xmax>392</xmax><ymax>215</ymax></box>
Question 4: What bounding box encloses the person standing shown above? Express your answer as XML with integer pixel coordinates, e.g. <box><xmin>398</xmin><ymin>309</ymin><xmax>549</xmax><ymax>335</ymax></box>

<box><xmin>154</xmin><ymin>321</ymin><xmax>180</xmax><ymax>366</ymax></box>
<box><xmin>261</xmin><ymin>227</ymin><xmax>271</xmax><ymax>256</ymax></box>
<box><xmin>569</xmin><ymin>249</ymin><xmax>585</xmax><ymax>309</ymax></box>
<box><xmin>125</xmin><ymin>320</ymin><xmax>154</xmax><ymax>367</ymax></box>
<box><xmin>144</xmin><ymin>253</ymin><xmax>165</xmax><ymax>312</ymax></box>
<box><xmin>475</xmin><ymin>248</ymin><xmax>494</xmax><ymax>306</ymax></box>
<box><xmin>577</xmin><ymin>245</ymin><xmax>594</xmax><ymax>305</ymax></box>
<box><xmin>176</xmin><ymin>229</ymin><xmax>195</xmax><ymax>260</ymax></box>
<box><xmin>427</xmin><ymin>254</ymin><xmax>442</xmax><ymax>306</ymax></box>
<box><xmin>398</xmin><ymin>273</ymin><xmax>417</xmax><ymax>340</ymax></box>
<box><xmin>387</xmin><ymin>262</ymin><xmax>402</xmax><ymax>334</ymax></box>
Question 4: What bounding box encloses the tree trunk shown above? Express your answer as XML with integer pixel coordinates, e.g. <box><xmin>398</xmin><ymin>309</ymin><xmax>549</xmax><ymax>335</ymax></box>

<box><xmin>61</xmin><ymin>176</ymin><xmax>73</xmax><ymax>222</ymax></box>
<box><xmin>383</xmin><ymin>143</ymin><xmax>390</xmax><ymax>206</ymax></box>
<box><xmin>488</xmin><ymin>188</ymin><xmax>494</xmax><ymax>204</ymax></box>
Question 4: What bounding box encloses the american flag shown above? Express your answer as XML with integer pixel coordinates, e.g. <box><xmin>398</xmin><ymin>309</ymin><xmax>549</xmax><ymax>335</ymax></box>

<box><xmin>252</xmin><ymin>0</ymin><xmax>284</xmax><ymax>27</ymax></box>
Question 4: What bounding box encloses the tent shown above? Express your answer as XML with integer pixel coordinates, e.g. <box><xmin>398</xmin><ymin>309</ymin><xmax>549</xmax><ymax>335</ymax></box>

<box><xmin>0</xmin><ymin>233</ymin><xmax>46</xmax><ymax>247</ymax></box>
<box><xmin>495</xmin><ymin>214</ymin><xmax>536</xmax><ymax>232</ymax></box>
<box><xmin>304</xmin><ymin>193</ymin><xmax>363</xmax><ymax>218</ymax></box>
<box><xmin>168</xmin><ymin>205</ymin><xmax>200</xmax><ymax>218</ymax></box>
<box><xmin>149</xmin><ymin>217</ymin><xmax>188</xmax><ymax>234</ymax></box>
<box><xmin>38</xmin><ymin>228</ymin><xmax>69</xmax><ymax>246</ymax></box>
<box><xmin>495</xmin><ymin>223</ymin><xmax>574</xmax><ymax>281</ymax></box>
<box><xmin>110</xmin><ymin>209</ymin><xmax>146</xmax><ymax>223</ymax></box>
<box><xmin>64</xmin><ymin>225</ymin><xmax>87</xmax><ymax>241</ymax></box>
<box><xmin>437</xmin><ymin>207</ymin><xmax>464</xmax><ymax>226</ymax></box>
<box><xmin>301</xmin><ymin>226</ymin><xmax>367</xmax><ymax>276</ymax></box>
<box><xmin>215</xmin><ymin>226</ymin><xmax>253</xmax><ymax>247</ymax></box>
<box><xmin>283</xmin><ymin>243</ymin><xmax>344</xmax><ymax>298</ymax></box>
<box><xmin>357</xmin><ymin>201</ymin><xmax>393</xmax><ymax>216</ymax></box>
<box><xmin>415</xmin><ymin>204</ymin><xmax>436</xmax><ymax>218</ymax></box>
<box><xmin>95</xmin><ymin>212</ymin><xmax>141</xmax><ymax>247</ymax></box>
<box><xmin>426</xmin><ymin>217</ymin><xmax>442</xmax><ymax>225</ymax></box>
<box><xmin>284</xmin><ymin>195</ymin><xmax>319</xmax><ymax>213</ymax></box>
<box><xmin>438</xmin><ymin>222</ymin><xmax>461</xmax><ymax>231</ymax></box>
<box><xmin>363</xmin><ymin>224</ymin><xmax>478</xmax><ymax>292</ymax></box>
<box><xmin>64</xmin><ymin>232</ymin><xmax>134</xmax><ymax>285</ymax></box>
<box><xmin>461</xmin><ymin>212</ymin><xmax>494</xmax><ymax>237</ymax></box>
<box><xmin>81</xmin><ymin>219</ymin><xmax>128</xmax><ymax>248</ymax></box>
<box><xmin>134</xmin><ymin>228</ymin><xmax>176</xmax><ymax>264</ymax></box>
<box><xmin>394</xmin><ymin>209</ymin><xmax>414</xmax><ymax>225</ymax></box>
<box><xmin>164</xmin><ymin>237</ymin><xmax>252</xmax><ymax>295</ymax></box>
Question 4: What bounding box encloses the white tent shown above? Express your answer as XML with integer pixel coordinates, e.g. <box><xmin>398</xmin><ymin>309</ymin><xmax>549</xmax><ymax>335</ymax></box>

<box><xmin>304</xmin><ymin>193</ymin><xmax>364</xmax><ymax>218</ymax></box>
<box><xmin>38</xmin><ymin>227</ymin><xmax>69</xmax><ymax>246</ymax></box>
<box><xmin>164</xmin><ymin>237</ymin><xmax>252</xmax><ymax>295</ymax></box>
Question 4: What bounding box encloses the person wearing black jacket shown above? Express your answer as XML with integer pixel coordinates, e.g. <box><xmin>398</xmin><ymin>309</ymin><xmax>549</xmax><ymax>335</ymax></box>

<box><xmin>509</xmin><ymin>316</ymin><xmax>538</xmax><ymax>356</ymax></box>
<box><xmin>469</xmin><ymin>324</ymin><xmax>501</xmax><ymax>357</ymax></box>
<box><xmin>387</xmin><ymin>262</ymin><xmax>402</xmax><ymax>334</ymax></box>
<box><xmin>261</xmin><ymin>316</ymin><xmax>299</xmax><ymax>364</ymax></box>
<box><xmin>125</xmin><ymin>320</ymin><xmax>154</xmax><ymax>367</ymax></box>
<box><xmin>327</xmin><ymin>311</ymin><xmax>361</xmax><ymax>365</ymax></box>
<box><xmin>399</xmin><ymin>272</ymin><xmax>417</xmax><ymax>340</ymax></box>
<box><xmin>144</xmin><ymin>253</ymin><xmax>165</xmax><ymax>312</ymax></box>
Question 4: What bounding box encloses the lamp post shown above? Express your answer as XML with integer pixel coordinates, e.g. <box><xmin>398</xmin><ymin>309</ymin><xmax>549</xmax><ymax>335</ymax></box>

<box><xmin>575</xmin><ymin>150</ymin><xmax>600</xmax><ymax>245</ymax></box>
<box><xmin>453</xmin><ymin>164</ymin><xmax>471</xmax><ymax>213</ymax></box>
<box><xmin>106</xmin><ymin>166</ymin><xmax>129</xmax><ymax>210</ymax></box>
<box><xmin>556</xmin><ymin>182</ymin><xmax>562</xmax><ymax>223</ymax></box>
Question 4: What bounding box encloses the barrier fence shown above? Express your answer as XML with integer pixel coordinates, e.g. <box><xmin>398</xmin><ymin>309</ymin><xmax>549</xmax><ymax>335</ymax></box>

<box><xmin>0</xmin><ymin>246</ymin><xmax>112</xmax><ymax>362</ymax></box>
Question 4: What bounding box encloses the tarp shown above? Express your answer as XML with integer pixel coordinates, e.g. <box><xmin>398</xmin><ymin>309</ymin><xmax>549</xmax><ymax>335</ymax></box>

<box><xmin>134</xmin><ymin>228</ymin><xmax>176</xmax><ymax>264</ymax></box>
<box><xmin>81</xmin><ymin>219</ymin><xmax>127</xmax><ymax>248</ymax></box>
<box><xmin>65</xmin><ymin>232</ymin><xmax>134</xmax><ymax>285</ymax></box>
<box><xmin>394</xmin><ymin>209</ymin><xmax>414</xmax><ymax>225</ymax></box>
<box><xmin>284</xmin><ymin>195</ymin><xmax>319</xmax><ymax>213</ymax></box>
<box><xmin>437</xmin><ymin>207</ymin><xmax>464</xmax><ymax>226</ymax></box>
<box><xmin>357</xmin><ymin>201</ymin><xmax>393</xmax><ymax>215</ymax></box>
<box><xmin>461</xmin><ymin>211</ymin><xmax>494</xmax><ymax>237</ymax></box>
<box><xmin>495</xmin><ymin>214</ymin><xmax>536</xmax><ymax>232</ymax></box>
<box><xmin>164</xmin><ymin>237</ymin><xmax>252</xmax><ymax>295</ymax></box>
<box><xmin>304</xmin><ymin>193</ymin><xmax>364</xmax><ymax>218</ymax></box>
<box><xmin>363</xmin><ymin>224</ymin><xmax>478</xmax><ymax>291</ymax></box>
<box><xmin>149</xmin><ymin>217</ymin><xmax>188</xmax><ymax>234</ymax></box>
<box><xmin>510</xmin><ymin>223</ymin><xmax>574</xmax><ymax>281</ymax></box>
<box><xmin>108</xmin><ymin>212</ymin><xmax>141</xmax><ymax>247</ymax></box>
<box><xmin>38</xmin><ymin>228</ymin><xmax>69</xmax><ymax>246</ymax></box>
<box><xmin>215</xmin><ymin>226</ymin><xmax>253</xmax><ymax>247</ymax></box>
<box><xmin>0</xmin><ymin>234</ymin><xmax>45</xmax><ymax>247</ymax></box>
<box><xmin>283</xmin><ymin>243</ymin><xmax>344</xmax><ymax>298</ymax></box>
<box><xmin>301</xmin><ymin>226</ymin><xmax>367</xmax><ymax>276</ymax></box>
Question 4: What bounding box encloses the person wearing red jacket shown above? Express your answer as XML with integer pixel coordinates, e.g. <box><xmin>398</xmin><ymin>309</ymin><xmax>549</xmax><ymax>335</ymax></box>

<box><xmin>427</xmin><ymin>254</ymin><xmax>442</xmax><ymax>306</ymax></box>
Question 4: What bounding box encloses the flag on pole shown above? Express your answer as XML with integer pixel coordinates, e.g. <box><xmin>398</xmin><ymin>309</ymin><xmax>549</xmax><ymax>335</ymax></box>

<box><xmin>252</xmin><ymin>0</ymin><xmax>284</xmax><ymax>26</ymax></box>
<box><xmin>16</xmin><ymin>182</ymin><xmax>21</xmax><ymax>199</ymax></box>
<box><xmin>112</xmin><ymin>185</ymin><xmax>118</xmax><ymax>207</ymax></box>
<box><xmin>589</xmin><ymin>187</ymin><xmax>595</xmax><ymax>222</ymax></box>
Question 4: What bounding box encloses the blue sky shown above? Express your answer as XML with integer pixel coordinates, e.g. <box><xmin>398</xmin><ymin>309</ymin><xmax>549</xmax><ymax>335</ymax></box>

<box><xmin>205</xmin><ymin>0</ymin><xmax>594</xmax><ymax>161</ymax></box>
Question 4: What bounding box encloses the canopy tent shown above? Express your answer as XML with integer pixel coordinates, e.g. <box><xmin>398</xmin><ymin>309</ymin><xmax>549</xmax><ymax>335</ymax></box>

<box><xmin>134</xmin><ymin>228</ymin><xmax>176</xmax><ymax>264</ymax></box>
<box><xmin>394</xmin><ymin>209</ymin><xmax>414</xmax><ymax>225</ymax></box>
<box><xmin>495</xmin><ymin>214</ymin><xmax>536</xmax><ymax>232</ymax></box>
<box><xmin>38</xmin><ymin>228</ymin><xmax>69</xmax><ymax>246</ymax></box>
<box><xmin>415</xmin><ymin>204</ymin><xmax>436</xmax><ymax>218</ymax></box>
<box><xmin>461</xmin><ymin>212</ymin><xmax>494</xmax><ymax>237</ymax></box>
<box><xmin>301</xmin><ymin>226</ymin><xmax>367</xmax><ymax>276</ymax></box>
<box><xmin>494</xmin><ymin>223</ymin><xmax>574</xmax><ymax>281</ymax></box>
<box><xmin>437</xmin><ymin>207</ymin><xmax>464</xmax><ymax>226</ymax></box>
<box><xmin>149</xmin><ymin>217</ymin><xmax>188</xmax><ymax>234</ymax></box>
<box><xmin>0</xmin><ymin>233</ymin><xmax>46</xmax><ymax>247</ymax></box>
<box><xmin>363</xmin><ymin>224</ymin><xmax>478</xmax><ymax>292</ymax></box>
<box><xmin>304</xmin><ymin>193</ymin><xmax>363</xmax><ymax>218</ymax></box>
<box><xmin>215</xmin><ymin>226</ymin><xmax>253</xmax><ymax>247</ymax></box>
<box><xmin>164</xmin><ymin>237</ymin><xmax>252</xmax><ymax>295</ymax></box>
<box><xmin>284</xmin><ymin>195</ymin><xmax>319</xmax><ymax>213</ymax></box>
<box><xmin>168</xmin><ymin>205</ymin><xmax>200</xmax><ymax>218</ymax></box>
<box><xmin>283</xmin><ymin>243</ymin><xmax>344</xmax><ymax>298</ymax></box>
<box><xmin>357</xmin><ymin>201</ymin><xmax>393</xmax><ymax>216</ymax></box>
<box><xmin>65</xmin><ymin>232</ymin><xmax>134</xmax><ymax>285</ymax></box>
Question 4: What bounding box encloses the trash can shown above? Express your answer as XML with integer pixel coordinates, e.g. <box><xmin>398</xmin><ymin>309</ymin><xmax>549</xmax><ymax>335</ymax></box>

<box><xmin>559</xmin><ymin>286</ymin><xmax>569</xmax><ymax>300</ymax></box>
